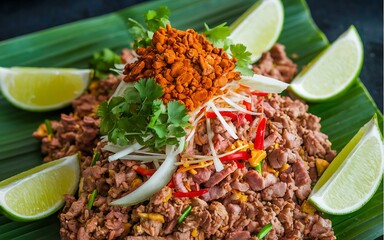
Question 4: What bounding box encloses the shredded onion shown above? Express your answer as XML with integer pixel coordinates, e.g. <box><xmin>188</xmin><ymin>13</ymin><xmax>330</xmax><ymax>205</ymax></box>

<box><xmin>134</xmin><ymin>150</ymin><xmax>166</xmax><ymax>156</ymax></box>
<box><xmin>110</xmin><ymin>137</ymin><xmax>185</xmax><ymax>206</ymax></box>
<box><xmin>215</xmin><ymin>107</ymin><xmax>239</xmax><ymax>112</ymax></box>
<box><xmin>119</xmin><ymin>154</ymin><xmax>166</xmax><ymax>161</ymax></box>
<box><xmin>108</xmin><ymin>142</ymin><xmax>144</xmax><ymax>162</ymax></box>
<box><xmin>177</xmin><ymin>144</ymin><xmax>248</xmax><ymax>165</ymax></box>
<box><xmin>227</xmin><ymin>89</ymin><xmax>252</xmax><ymax>102</ymax></box>
<box><xmin>186</xmin><ymin>105</ymin><xmax>211</xmax><ymax>142</ymax></box>
<box><xmin>153</xmin><ymin>160</ymin><xmax>160</xmax><ymax>169</ymax></box>
<box><xmin>221</xmin><ymin>96</ymin><xmax>260</xmax><ymax>115</ymax></box>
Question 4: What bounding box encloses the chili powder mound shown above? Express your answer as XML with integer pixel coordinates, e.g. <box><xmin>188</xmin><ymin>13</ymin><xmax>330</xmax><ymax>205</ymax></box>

<box><xmin>123</xmin><ymin>24</ymin><xmax>240</xmax><ymax>111</ymax></box>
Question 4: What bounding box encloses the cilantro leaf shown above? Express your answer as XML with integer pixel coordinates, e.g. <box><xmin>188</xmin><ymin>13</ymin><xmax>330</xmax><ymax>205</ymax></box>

<box><xmin>230</xmin><ymin>44</ymin><xmax>251</xmax><ymax>67</ymax></box>
<box><xmin>134</xmin><ymin>78</ymin><xmax>164</xmax><ymax>101</ymax></box>
<box><xmin>167</xmin><ymin>100</ymin><xmax>189</xmax><ymax>126</ymax></box>
<box><xmin>109</xmin><ymin>128</ymin><xmax>128</xmax><ymax>146</ymax></box>
<box><xmin>145</xmin><ymin>6</ymin><xmax>170</xmax><ymax>32</ymax></box>
<box><xmin>202</xmin><ymin>22</ymin><xmax>254</xmax><ymax>76</ymax></box>
<box><xmin>150</xmin><ymin>125</ymin><xmax>167</xmax><ymax>139</ymax></box>
<box><xmin>128</xmin><ymin>6</ymin><xmax>171</xmax><ymax>49</ymax></box>
<box><xmin>123</xmin><ymin>87</ymin><xmax>141</xmax><ymax>104</ymax></box>
<box><xmin>230</xmin><ymin>43</ymin><xmax>254</xmax><ymax>76</ymax></box>
<box><xmin>149</xmin><ymin>99</ymin><xmax>166</xmax><ymax>127</ymax></box>
<box><xmin>89</xmin><ymin>48</ymin><xmax>122</xmax><ymax>79</ymax></box>
<box><xmin>168</xmin><ymin>125</ymin><xmax>187</xmax><ymax>138</ymax></box>
<box><xmin>204</xmin><ymin>23</ymin><xmax>231</xmax><ymax>50</ymax></box>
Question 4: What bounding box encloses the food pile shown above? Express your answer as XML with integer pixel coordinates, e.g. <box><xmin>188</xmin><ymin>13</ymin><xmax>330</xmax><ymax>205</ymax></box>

<box><xmin>33</xmin><ymin>15</ymin><xmax>337</xmax><ymax>240</ymax></box>
<box><xmin>124</xmin><ymin>24</ymin><xmax>240</xmax><ymax>111</ymax></box>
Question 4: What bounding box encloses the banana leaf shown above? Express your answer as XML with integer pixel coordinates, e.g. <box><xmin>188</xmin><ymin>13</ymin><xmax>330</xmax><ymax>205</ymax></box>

<box><xmin>0</xmin><ymin>0</ymin><xmax>382</xmax><ymax>239</ymax></box>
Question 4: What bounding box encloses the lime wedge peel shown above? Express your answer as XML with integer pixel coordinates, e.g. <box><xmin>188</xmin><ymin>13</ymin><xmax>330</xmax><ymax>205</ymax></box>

<box><xmin>0</xmin><ymin>67</ymin><xmax>92</xmax><ymax>112</ymax></box>
<box><xmin>290</xmin><ymin>26</ymin><xmax>364</xmax><ymax>102</ymax></box>
<box><xmin>309</xmin><ymin>115</ymin><xmax>383</xmax><ymax>215</ymax></box>
<box><xmin>229</xmin><ymin>0</ymin><xmax>284</xmax><ymax>62</ymax></box>
<box><xmin>0</xmin><ymin>155</ymin><xmax>80</xmax><ymax>221</ymax></box>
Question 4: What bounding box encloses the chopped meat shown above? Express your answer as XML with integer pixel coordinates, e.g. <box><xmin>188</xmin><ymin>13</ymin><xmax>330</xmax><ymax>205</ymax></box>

<box><xmin>173</xmin><ymin>172</ymin><xmax>188</xmax><ymax>193</ymax></box>
<box><xmin>292</xmin><ymin>160</ymin><xmax>311</xmax><ymax>186</ymax></box>
<box><xmin>34</xmin><ymin>46</ymin><xmax>337</xmax><ymax>240</ymax></box>
<box><xmin>205</xmin><ymin>162</ymin><xmax>237</xmax><ymax>187</ymax></box>
<box><xmin>261</xmin><ymin>182</ymin><xmax>287</xmax><ymax>201</ymax></box>
<box><xmin>227</xmin><ymin>230</ymin><xmax>251</xmax><ymax>240</ymax></box>
<box><xmin>192</xmin><ymin>167</ymin><xmax>212</xmax><ymax>184</ymax></box>
<box><xmin>246</xmin><ymin>170</ymin><xmax>277</xmax><ymax>191</ymax></box>
<box><xmin>252</xmin><ymin>44</ymin><xmax>297</xmax><ymax>83</ymax></box>
<box><xmin>140</xmin><ymin>219</ymin><xmax>162</xmax><ymax>236</ymax></box>
<box><xmin>268</xmin><ymin>148</ymin><xmax>291</xmax><ymax>169</ymax></box>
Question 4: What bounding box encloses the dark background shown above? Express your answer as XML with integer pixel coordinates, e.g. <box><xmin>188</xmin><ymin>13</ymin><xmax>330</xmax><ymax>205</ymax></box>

<box><xmin>0</xmin><ymin>0</ymin><xmax>382</xmax><ymax>112</ymax></box>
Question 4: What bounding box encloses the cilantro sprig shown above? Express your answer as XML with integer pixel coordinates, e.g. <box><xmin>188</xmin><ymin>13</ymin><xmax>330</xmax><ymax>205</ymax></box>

<box><xmin>128</xmin><ymin>6</ymin><xmax>170</xmax><ymax>49</ymax></box>
<box><xmin>204</xmin><ymin>23</ymin><xmax>253</xmax><ymax>76</ymax></box>
<box><xmin>97</xmin><ymin>78</ymin><xmax>189</xmax><ymax>151</ymax></box>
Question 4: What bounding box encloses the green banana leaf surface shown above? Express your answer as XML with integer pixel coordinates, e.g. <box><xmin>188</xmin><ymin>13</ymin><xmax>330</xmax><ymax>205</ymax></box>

<box><xmin>0</xmin><ymin>0</ymin><xmax>382</xmax><ymax>239</ymax></box>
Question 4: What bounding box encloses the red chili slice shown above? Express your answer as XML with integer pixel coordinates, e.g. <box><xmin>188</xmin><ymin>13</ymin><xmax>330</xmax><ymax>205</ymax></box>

<box><xmin>206</xmin><ymin>111</ymin><xmax>237</xmax><ymax>120</ymax></box>
<box><xmin>135</xmin><ymin>166</ymin><xmax>156</xmax><ymax>176</ymax></box>
<box><xmin>243</xmin><ymin>100</ymin><xmax>252</xmax><ymax>111</ymax></box>
<box><xmin>220</xmin><ymin>151</ymin><xmax>251</xmax><ymax>162</ymax></box>
<box><xmin>245</xmin><ymin>114</ymin><xmax>253</xmax><ymax>123</ymax></box>
<box><xmin>173</xmin><ymin>189</ymin><xmax>209</xmax><ymax>198</ymax></box>
<box><xmin>235</xmin><ymin>161</ymin><xmax>245</xmax><ymax>169</ymax></box>
<box><xmin>167</xmin><ymin>179</ymin><xmax>175</xmax><ymax>188</ymax></box>
<box><xmin>251</xmin><ymin>92</ymin><xmax>269</xmax><ymax>97</ymax></box>
<box><xmin>254</xmin><ymin>117</ymin><xmax>267</xmax><ymax>150</ymax></box>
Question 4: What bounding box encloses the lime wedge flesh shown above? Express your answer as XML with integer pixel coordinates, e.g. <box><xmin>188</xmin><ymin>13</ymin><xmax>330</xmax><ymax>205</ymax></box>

<box><xmin>0</xmin><ymin>67</ymin><xmax>92</xmax><ymax>111</ymax></box>
<box><xmin>230</xmin><ymin>0</ymin><xmax>284</xmax><ymax>62</ymax></box>
<box><xmin>290</xmin><ymin>26</ymin><xmax>363</xmax><ymax>101</ymax></box>
<box><xmin>309</xmin><ymin>116</ymin><xmax>383</xmax><ymax>215</ymax></box>
<box><xmin>0</xmin><ymin>155</ymin><xmax>80</xmax><ymax>221</ymax></box>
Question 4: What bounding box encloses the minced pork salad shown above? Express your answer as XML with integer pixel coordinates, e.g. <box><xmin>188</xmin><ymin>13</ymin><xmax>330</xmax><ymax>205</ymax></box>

<box><xmin>33</xmin><ymin>7</ymin><xmax>336</xmax><ymax>240</ymax></box>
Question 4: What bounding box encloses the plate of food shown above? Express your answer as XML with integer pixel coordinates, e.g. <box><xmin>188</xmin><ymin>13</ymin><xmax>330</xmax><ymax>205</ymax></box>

<box><xmin>0</xmin><ymin>0</ymin><xmax>382</xmax><ymax>239</ymax></box>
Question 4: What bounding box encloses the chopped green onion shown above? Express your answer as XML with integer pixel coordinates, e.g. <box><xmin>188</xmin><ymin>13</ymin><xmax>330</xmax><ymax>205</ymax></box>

<box><xmin>91</xmin><ymin>151</ymin><xmax>100</xmax><ymax>166</ymax></box>
<box><xmin>88</xmin><ymin>189</ymin><xmax>97</xmax><ymax>209</ymax></box>
<box><xmin>44</xmin><ymin>119</ymin><xmax>53</xmax><ymax>136</ymax></box>
<box><xmin>257</xmin><ymin>223</ymin><xmax>272</xmax><ymax>239</ymax></box>
<box><xmin>255</xmin><ymin>160</ymin><xmax>263</xmax><ymax>174</ymax></box>
<box><xmin>178</xmin><ymin>205</ymin><xmax>192</xmax><ymax>224</ymax></box>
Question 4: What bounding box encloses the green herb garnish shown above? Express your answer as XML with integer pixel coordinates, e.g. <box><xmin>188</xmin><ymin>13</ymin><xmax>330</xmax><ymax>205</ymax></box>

<box><xmin>255</xmin><ymin>160</ymin><xmax>263</xmax><ymax>174</ymax></box>
<box><xmin>204</xmin><ymin>22</ymin><xmax>231</xmax><ymax>49</ymax></box>
<box><xmin>257</xmin><ymin>223</ymin><xmax>272</xmax><ymax>239</ymax></box>
<box><xmin>230</xmin><ymin>43</ymin><xmax>253</xmax><ymax>75</ymax></box>
<box><xmin>90</xmin><ymin>151</ymin><xmax>100</xmax><ymax>166</ymax></box>
<box><xmin>97</xmin><ymin>78</ymin><xmax>189</xmax><ymax>151</ymax></box>
<box><xmin>44</xmin><ymin>119</ymin><xmax>53</xmax><ymax>136</ymax></box>
<box><xmin>89</xmin><ymin>48</ymin><xmax>122</xmax><ymax>79</ymax></box>
<box><xmin>204</xmin><ymin>23</ymin><xmax>253</xmax><ymax>76</ymax></box>
<box><xmin>128</xmin><ymin>6</ymin><xmax>170</xmax><ymax>49</ymax></box>
<box><xmin>178</xmin><ymin>205</ymin><xmax>192</xmax><ymax>224</ymax></box>
<box><xmin>88</xmin><ymin>189</ymin><xmax>98</xmax><ymax>209</ymax></box>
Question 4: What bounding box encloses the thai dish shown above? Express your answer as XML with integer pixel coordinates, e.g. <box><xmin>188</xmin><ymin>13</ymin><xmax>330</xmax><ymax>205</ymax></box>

<box><xmin>32</xmin><ymin>18</ymin><xmax>338</xmax><ymax>239</ymax></box>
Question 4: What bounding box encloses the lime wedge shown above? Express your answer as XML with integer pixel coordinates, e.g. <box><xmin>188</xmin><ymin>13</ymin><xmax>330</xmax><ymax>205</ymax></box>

<box><xmin>309</xmin><ymin>116</ymin><xmax>383</xmax><ymax>215</ymax></box>
<box><xmin>290</xmin><ymin>26</ymin><xmax>363</xmax><ymax>102</ymax></box>
<box><xmin>0</xmin><ymin>67</ymin><xmax>92</xmax><ymax>112</ymax></box>
<box><xmin>230</xmin><ymin>0</ymin><xmax>284</xmax><ymax>62</ymax></box>
<box><xmin>0</xmin><ymin>155</ymin><xmax>80</xmax><ymax>221</ymax></box>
